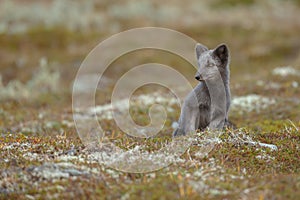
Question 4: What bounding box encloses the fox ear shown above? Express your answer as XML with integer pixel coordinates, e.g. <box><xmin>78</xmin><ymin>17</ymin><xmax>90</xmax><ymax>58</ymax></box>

<box><xmin>213</xmin><ymin>44</ymin><xmax>229</xmax><ymax>64</ymax></box>
<box><xmin>195</xmin><ymin>43</ymin><xmax>208</xmax><ymax>59</ymax></box>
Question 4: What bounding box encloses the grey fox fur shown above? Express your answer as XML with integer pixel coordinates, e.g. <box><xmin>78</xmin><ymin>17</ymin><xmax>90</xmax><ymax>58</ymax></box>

<box><xmin>173</xmin><ymin>43</ymin><xmax>231</xmax><ymax>136</ymax></box>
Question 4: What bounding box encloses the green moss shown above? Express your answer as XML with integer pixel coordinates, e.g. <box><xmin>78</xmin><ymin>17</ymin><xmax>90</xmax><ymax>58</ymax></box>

<box><xmin>210</xmin><ymin>0</ymin><xmax>256</xmax><ymax>8</ymax></box>
<box><xmin>249</xmin><ymin>120</ymin><xmax>289</xmax><ymax>132</ymax></box>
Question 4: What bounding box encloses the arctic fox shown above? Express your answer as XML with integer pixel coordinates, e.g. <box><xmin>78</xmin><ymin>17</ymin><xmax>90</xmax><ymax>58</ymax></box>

<box><xmin>173</xmin><ymin>43</ymin><xmax>231</xmax><ymax>136</ymax></box>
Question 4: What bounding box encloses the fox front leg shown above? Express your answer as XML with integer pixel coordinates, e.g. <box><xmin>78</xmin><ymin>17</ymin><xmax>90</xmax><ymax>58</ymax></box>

<box><xmin>208</xmin><ymin>107</ymin><xmax>226</xmax><ymax>130</ymax></box>
<box><xmin>173</xmin><ymin>105</ymin><xmax>199</xmax><ymax>137</ymax></box>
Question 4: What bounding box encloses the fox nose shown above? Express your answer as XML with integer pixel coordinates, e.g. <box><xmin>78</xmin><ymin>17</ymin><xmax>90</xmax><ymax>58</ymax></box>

<box><xmin>195</xmin><ymin>75</ymin><xmax>201</xmax><ymax>81</ymax></box>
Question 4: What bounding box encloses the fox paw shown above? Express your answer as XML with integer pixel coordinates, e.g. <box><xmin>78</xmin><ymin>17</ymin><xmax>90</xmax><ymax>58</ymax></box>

<box><xmin>173</xmin><ymin>128</ymin><xmax>186</xmax><ymax>137</ymax></box>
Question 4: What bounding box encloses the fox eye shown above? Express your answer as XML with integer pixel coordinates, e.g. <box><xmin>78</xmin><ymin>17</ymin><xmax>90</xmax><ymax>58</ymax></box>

<box><xmin>206</xmin><ymin>60</ymin><xmax>214</xmax><ymax>67</ymax></box>
<box><xmin>207</xmin><ymin>63</ymin><xmax>214</xmax><ymax>67</ymax></box>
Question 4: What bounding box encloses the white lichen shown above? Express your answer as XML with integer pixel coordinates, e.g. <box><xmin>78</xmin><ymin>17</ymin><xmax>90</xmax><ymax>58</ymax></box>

<box><xmin>231</xmin><ymin>94</ymin><xmax>276</xmax><ymax>113</ymax></box>
<box><xmin>272</xmin><ymin>66</ymin><xmax>300</xmax><ymax>77</ymax></box>
<box><xmin>0</xmin><ymin>60</ymin><xmax>60</xmax><ymax>100</ymax></box>
<box><xmin>87</xmin><ymin>92</ymin><xmax>179</xmax><ymax>120</ymax></box>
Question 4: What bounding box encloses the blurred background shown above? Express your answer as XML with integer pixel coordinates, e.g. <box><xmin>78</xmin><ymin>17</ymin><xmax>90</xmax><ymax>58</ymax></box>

<box><xmin>0</xmin><ymin>0</ymin><xmax>300</xmax><ymax>131</ymax></box>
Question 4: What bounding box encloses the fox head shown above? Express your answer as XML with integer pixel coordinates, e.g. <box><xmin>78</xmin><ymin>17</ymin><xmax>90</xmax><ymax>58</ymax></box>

<box><xmin>194</xmin><ymin>43</ymin><xmax>230</xmax><ymax>83</ymax></box>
